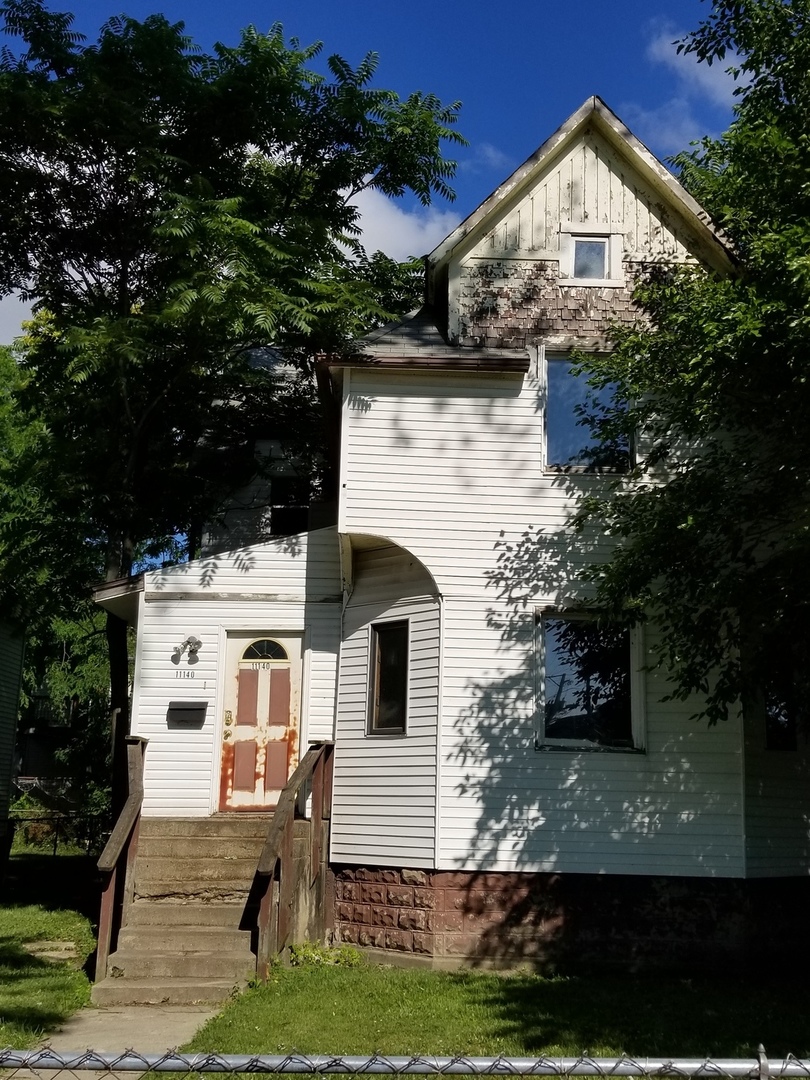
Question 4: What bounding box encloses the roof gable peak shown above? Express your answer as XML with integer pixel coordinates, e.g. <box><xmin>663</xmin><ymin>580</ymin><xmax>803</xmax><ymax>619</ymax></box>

<box><xmin>427</xmin><ymin>96</ymin><xmax>732</xmax><ymax>284</ymax></box>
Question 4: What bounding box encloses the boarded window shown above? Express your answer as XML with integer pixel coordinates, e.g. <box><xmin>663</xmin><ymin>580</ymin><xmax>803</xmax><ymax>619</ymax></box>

<box><xmin>368</xmin><ymin>621</ymin><xmax>408</xmax><ymax>734</ymax></box>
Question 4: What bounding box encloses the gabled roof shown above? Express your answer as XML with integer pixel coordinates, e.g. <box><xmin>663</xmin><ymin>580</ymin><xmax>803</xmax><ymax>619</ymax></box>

<box><xmin>427</xmin><ymin>95</ymin><xmax>734</xmax><ymax>291</ymax></box>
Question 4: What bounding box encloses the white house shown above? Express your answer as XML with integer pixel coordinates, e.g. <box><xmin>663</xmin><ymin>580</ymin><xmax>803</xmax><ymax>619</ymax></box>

<box><xmin>98</xmin><ymin>98</ymin><xmax>810</xmax><ymax>977</ymax></box>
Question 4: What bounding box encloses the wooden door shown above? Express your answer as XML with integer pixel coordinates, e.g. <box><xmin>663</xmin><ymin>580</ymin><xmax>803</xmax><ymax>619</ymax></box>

<box><xmin>219</xmin><ymin>634</ymin><xmax>302</xmax><ymax>811</ymax></box>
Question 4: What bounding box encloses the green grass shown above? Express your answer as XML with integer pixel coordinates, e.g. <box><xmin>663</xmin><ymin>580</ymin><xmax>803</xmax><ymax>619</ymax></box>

<box><xmin>0</xmin><ymin>904</ymin><xmax>94</xmax><ymax>1049</ymax></box>
<box><xmin>186</xmin><ymin>964</ymin><xmax>810</xmax><ymax>1061</ymax></box>
<box><xmin>10</xmin><ymin>835</ymin><xmax>91</xmax><ymax>857</ymax></box>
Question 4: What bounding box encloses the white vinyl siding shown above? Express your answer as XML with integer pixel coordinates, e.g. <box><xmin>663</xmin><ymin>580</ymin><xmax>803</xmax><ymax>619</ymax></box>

<box><xmin>133</xmin><ymin>528</ymin><xmax>341</xmax><ymax>816</ymax></box>
<box><xmin>331</xmin><ymin>546</ymin><xmax>440</xmax><ymax>868</ymax></box>
<box><xmin>339</xmin><ymin>369</ymin><xmax>748</xmax><ymax>878</ymax></box>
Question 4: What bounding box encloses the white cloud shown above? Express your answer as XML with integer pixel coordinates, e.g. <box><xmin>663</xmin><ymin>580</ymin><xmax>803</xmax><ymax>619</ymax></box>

<box><xmin>351</xmin><ymin>187</ymin><xmax>460</xmax><ymax>261</ymax></box>
<box><xmin>0</xmin><ymin>293</ymin><xmax>32</xmax><ymax>345</ymax></box>
<box><xmin>622</xmin><ymin>19</ymin><xmax>744</xmax><ymax>158</ymax></box>
<box><xmin>646</xmin><ymin>19</ymin><xmax>741</xmax><ymax>111</ymax></box>
<box><xmin>459</xmin><ymin>141</ymin><xmax>513</xmax><ymax>175</ymax></box>
<box><xmin>621</xmin><ymin>97</ymin><xmax>710</xmax><ymax>158</ymax></box>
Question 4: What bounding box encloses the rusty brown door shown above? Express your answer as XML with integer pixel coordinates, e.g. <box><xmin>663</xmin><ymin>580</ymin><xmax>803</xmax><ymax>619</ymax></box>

<box><xmin>219</xmin><ymin>634</ymin><xmax>302</xmax><ymax>811</ymax></box>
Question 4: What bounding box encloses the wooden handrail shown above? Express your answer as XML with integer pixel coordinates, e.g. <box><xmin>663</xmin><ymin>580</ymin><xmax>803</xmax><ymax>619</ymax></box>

<box><xmin>257</xmin><ymin>743</ymin><xmax>330</xmax><ymax>875</ymax></box>
<box><xmin>95</xmin><ymin>735</ymin><xmax>147</xmax><ymax>982</ymax></box>
<box><xmin>255</xmin><ymin>740</ymin><xmax>334</xmax><ymax>979</ymax></box>
<box><xmin>98</xmin><ymin>736</ymin><xmax>147</xmax><ymax>872</ymax></box>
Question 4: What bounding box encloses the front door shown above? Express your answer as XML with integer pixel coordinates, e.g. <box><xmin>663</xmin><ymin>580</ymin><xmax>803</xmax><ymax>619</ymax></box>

<box><xmin>219</xmin><ymin>633</ymin><xmax>302</xmax><ymax>811</ymax></box>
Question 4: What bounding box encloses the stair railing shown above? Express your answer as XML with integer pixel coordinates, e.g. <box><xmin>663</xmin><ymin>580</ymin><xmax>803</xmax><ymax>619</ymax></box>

<box><xmin>95</xmin><ymin>734</ymin><xmax>148</xmax><ymax>981</ymax></box>
<box><xmin>255</xmin><ymin>740</ymin><xmax>334</xmax><ymax>980</ymax></box>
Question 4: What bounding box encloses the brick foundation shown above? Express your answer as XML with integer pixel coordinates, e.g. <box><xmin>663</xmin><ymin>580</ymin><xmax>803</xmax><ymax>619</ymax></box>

<box><xmin>332</xmin><ymin>866</ymin><xmax>810</xmax><ymax>971</ymax></box>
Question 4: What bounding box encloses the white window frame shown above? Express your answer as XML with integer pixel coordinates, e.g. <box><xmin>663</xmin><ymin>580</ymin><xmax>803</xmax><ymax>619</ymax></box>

<box><xmin>558</xmin><ymin>222</ymin><xmax>624</xmax><ymax>287</ymax></box>
<box><xmin>367</xmin><ymin>618</ymin><xmax>409</xmax><ymax>736</ymax></box>
<box><xmin>534</xmin><ymin>608</ymin><xmax>646</xmax><ymax>752</ymax></box>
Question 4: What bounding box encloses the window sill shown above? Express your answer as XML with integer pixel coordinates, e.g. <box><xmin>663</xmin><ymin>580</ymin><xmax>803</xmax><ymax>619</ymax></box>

<box><xmin>543</xmin><ymin>465</ymin><xmax>628</xmax><ymax>476</ymax></box>
<box><xmin>556</xmin><ymin>277</ymin><xmax>625</xmax><ymax>288</ymax></box>
<box><xmin>535</xmin><ymin>739</ymin><xmax>645</xmax><ymax>754</ymax></box>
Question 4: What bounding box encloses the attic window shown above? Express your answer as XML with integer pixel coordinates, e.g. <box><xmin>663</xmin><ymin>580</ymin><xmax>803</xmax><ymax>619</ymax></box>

<box><xmin>559</xmin><ymin>223</ymin><xmax>623</xmax><ymax>286</ymax></box>
<box><xmin>574</xmin><ymin>239</ymin><xmax>607</xmax><ymax>279</ymax></box>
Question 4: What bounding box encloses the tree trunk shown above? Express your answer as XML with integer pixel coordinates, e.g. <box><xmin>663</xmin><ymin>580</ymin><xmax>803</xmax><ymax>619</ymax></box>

<box><xmin>106</xmin><ymin>527</ymin><xmax>135</xmax><ymax>817</ymax></box>
<box><xmin>106</xmin><ymin>609</ymin><xmax>130</xmax><ymax>817</ymax></box>
<box><xmin>316</xmin><ymin>360</ymin><xmax>341</xmax><ymax>502</ymax></box>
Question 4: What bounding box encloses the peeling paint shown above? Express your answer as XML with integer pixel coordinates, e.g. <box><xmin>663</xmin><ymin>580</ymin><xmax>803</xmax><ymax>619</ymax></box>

<box><xmin>219</xmin><ymin>632</ymin><xmax>302</xmax><ymax>812</ymax></box>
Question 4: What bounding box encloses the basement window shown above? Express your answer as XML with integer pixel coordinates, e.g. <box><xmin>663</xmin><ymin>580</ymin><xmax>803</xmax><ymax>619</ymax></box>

<box><xmin>368</xmin><ymin>620</ymin><xmax>408</xmax><ymax>735</ymax></box>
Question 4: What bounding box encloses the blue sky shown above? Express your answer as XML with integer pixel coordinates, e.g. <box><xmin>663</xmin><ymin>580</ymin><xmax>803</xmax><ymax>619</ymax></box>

<box><xmin>0</xmin><ymin>0</ymin><xmax>740</xmax><ymax>340</ymax></box>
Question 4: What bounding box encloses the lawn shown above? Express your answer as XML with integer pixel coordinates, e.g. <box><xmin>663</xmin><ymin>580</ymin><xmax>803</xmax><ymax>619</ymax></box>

<box><xmin>0</xmin><ymin>904</ymin><xmax>94</xmax><ymax>1049</ymax></box>
<box><xmin>186</xmin><ymin>961</ymin><xmax>810</xmax><ymax>1061</ymax></box>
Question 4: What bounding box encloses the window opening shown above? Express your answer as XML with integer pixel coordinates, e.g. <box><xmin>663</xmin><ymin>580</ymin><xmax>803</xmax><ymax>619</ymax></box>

<box><xmin>546</xmin><ymin>357</ymin><xmax>629</xmax><ymax>470</ymax></box>
<box><xmin>368</xmin><ymin>621</ymin><xmax>408</xmax><ymax>734</ymax></box>
<box><xmin>573</xmin><ymin>238</ymin><xmax>607</xmax><ymax>279</ymax></box>
<box><xmin>542</xmin><ymin>616</ymin><xmax>634</xmax><ymax>748</ymax></box>
<box><xmin>242</xmin><ymin>639</ymin><xmax>288</xmax><ymax>661</ymax></box>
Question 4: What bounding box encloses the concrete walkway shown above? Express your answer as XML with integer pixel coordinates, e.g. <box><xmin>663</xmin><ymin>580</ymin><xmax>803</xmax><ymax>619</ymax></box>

<box><xmin>8</xmin><ymin>1005</ymin><xmax>220</xmax><ymax>1080</ymax></box>
<box><xmin>43</xmin><ymin>1004</ymin><xmax>220</xmax><ymax>1053</ymax></box>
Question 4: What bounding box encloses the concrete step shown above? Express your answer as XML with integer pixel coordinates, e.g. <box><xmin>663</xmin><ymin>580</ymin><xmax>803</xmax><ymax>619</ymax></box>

<box><xmin>134</xmin><ymin>879</ymin><xmax>253</xmax><ymax>902</ymax></box>
<box><xmin>125</xmin><ymin>901</ymin><xmax>246</xmax><ymax>929</ymax></box>
<box><xmin>92</xmin><ymin>977</ymin><xmax>243</xmax><ymax>1006</ymax></box>
<box><xmin>138</xmin><ymin>816</ymin><xmax>271</xmax><ymax>839</ymax></box>
<box><xmin>135</xmin><ymin>855</ymin><xmax>258</xmax><ymax>885</ymax></box>
<box><xmin>136</xmin><ymin>835</ymin><xmax>265</xmax><ymax>860</ymax></box>
<box><xmin>117</xmin><ymin>925</ymin><xmax>250</xmax><ymax>952</ymax></box>
<box><xmin>107</xmin><ymin>948</ymin><xmax>254</xmax><ymax>981</ymax></box>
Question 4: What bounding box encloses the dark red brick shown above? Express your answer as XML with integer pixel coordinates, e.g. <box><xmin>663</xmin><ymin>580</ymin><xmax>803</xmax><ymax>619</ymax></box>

<box><xmin>387</xmin><ymin>886</ymin><xmax>414</xmax><ymax>907</ymax></box>
<box><xmin>412</xmin><ymin>888</ymin><xmax>437</xmax><ymax>909</ymax></box>
<box><xmin>412</xmin><ymin>932</ymin><xmax>436</xmax><ymax>955</ymax></box>
<box><xmin>384</xmin><ymin>929</ymin><xmax>413</xmax><ymax>952</ymax></box>
<box><xmin>357</xmin><ymin>927</ymin><xmax>386</xmax><ymax>948</ymax></box>
<box><xmin>398</xmin><ymin>909</ymin><xmax>427</xmax><ymax>932</ymax></box>
<box><xmin>353</xmin><ymin>904</ymin><xmax>372</xmax><ymax>925</ymax></box>
<box><xmin>371</xmin><ymin>906</ymin><xmax>398</xmax><ymax>928</ymax></box>
<box><xmin>360</xmin><ymin>883</ymin><xmax>386</xmax><ymax>905</ymax></box>
<box><xmin>402</xmin><ymin>869</ymin><xmax>428</xmax><ymax>887</ymax></box>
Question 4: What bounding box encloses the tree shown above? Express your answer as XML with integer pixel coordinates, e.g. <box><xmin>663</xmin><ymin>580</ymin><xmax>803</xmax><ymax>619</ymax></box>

<box><xmin>0</xmin><ymin>0</ymin><xmax>463</xmax><ymax>800</ymax></box>
<box><xmin>575</xmin><ymin>0</ymin><xmax>810</xmax><ymax>728</ymax></box>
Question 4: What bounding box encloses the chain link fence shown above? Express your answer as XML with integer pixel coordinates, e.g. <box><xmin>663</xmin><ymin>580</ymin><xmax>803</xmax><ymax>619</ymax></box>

<box><xmin>1</xmin><ymin>1049</ymin><xmax>809</xmax><ymax>1079</ymax></box>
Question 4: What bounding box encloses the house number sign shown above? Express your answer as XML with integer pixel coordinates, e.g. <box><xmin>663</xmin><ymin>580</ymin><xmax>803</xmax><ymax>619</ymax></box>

<box><xmin>175</xmin><ymin>670</ymin><xmax>195</xmax><ymax>679</ymax></box>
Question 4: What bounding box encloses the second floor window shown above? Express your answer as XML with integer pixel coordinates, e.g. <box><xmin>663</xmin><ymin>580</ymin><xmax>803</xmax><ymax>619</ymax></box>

<box><xmin>545</xmin><ymin>356</ymin><xmax>630</xmax><ymax>470</ymax></box>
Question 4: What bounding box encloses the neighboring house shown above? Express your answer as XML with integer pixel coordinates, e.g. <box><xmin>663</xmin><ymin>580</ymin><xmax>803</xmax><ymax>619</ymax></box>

<box><xmin>96</xmin><ymin>98</ymin><xmax>810</xmax><ymax>976</ymax></box>
<box><xmin>0</xmin><ymin>620</ymin><xmax>24</xmax><ymax>865</ymax></box>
